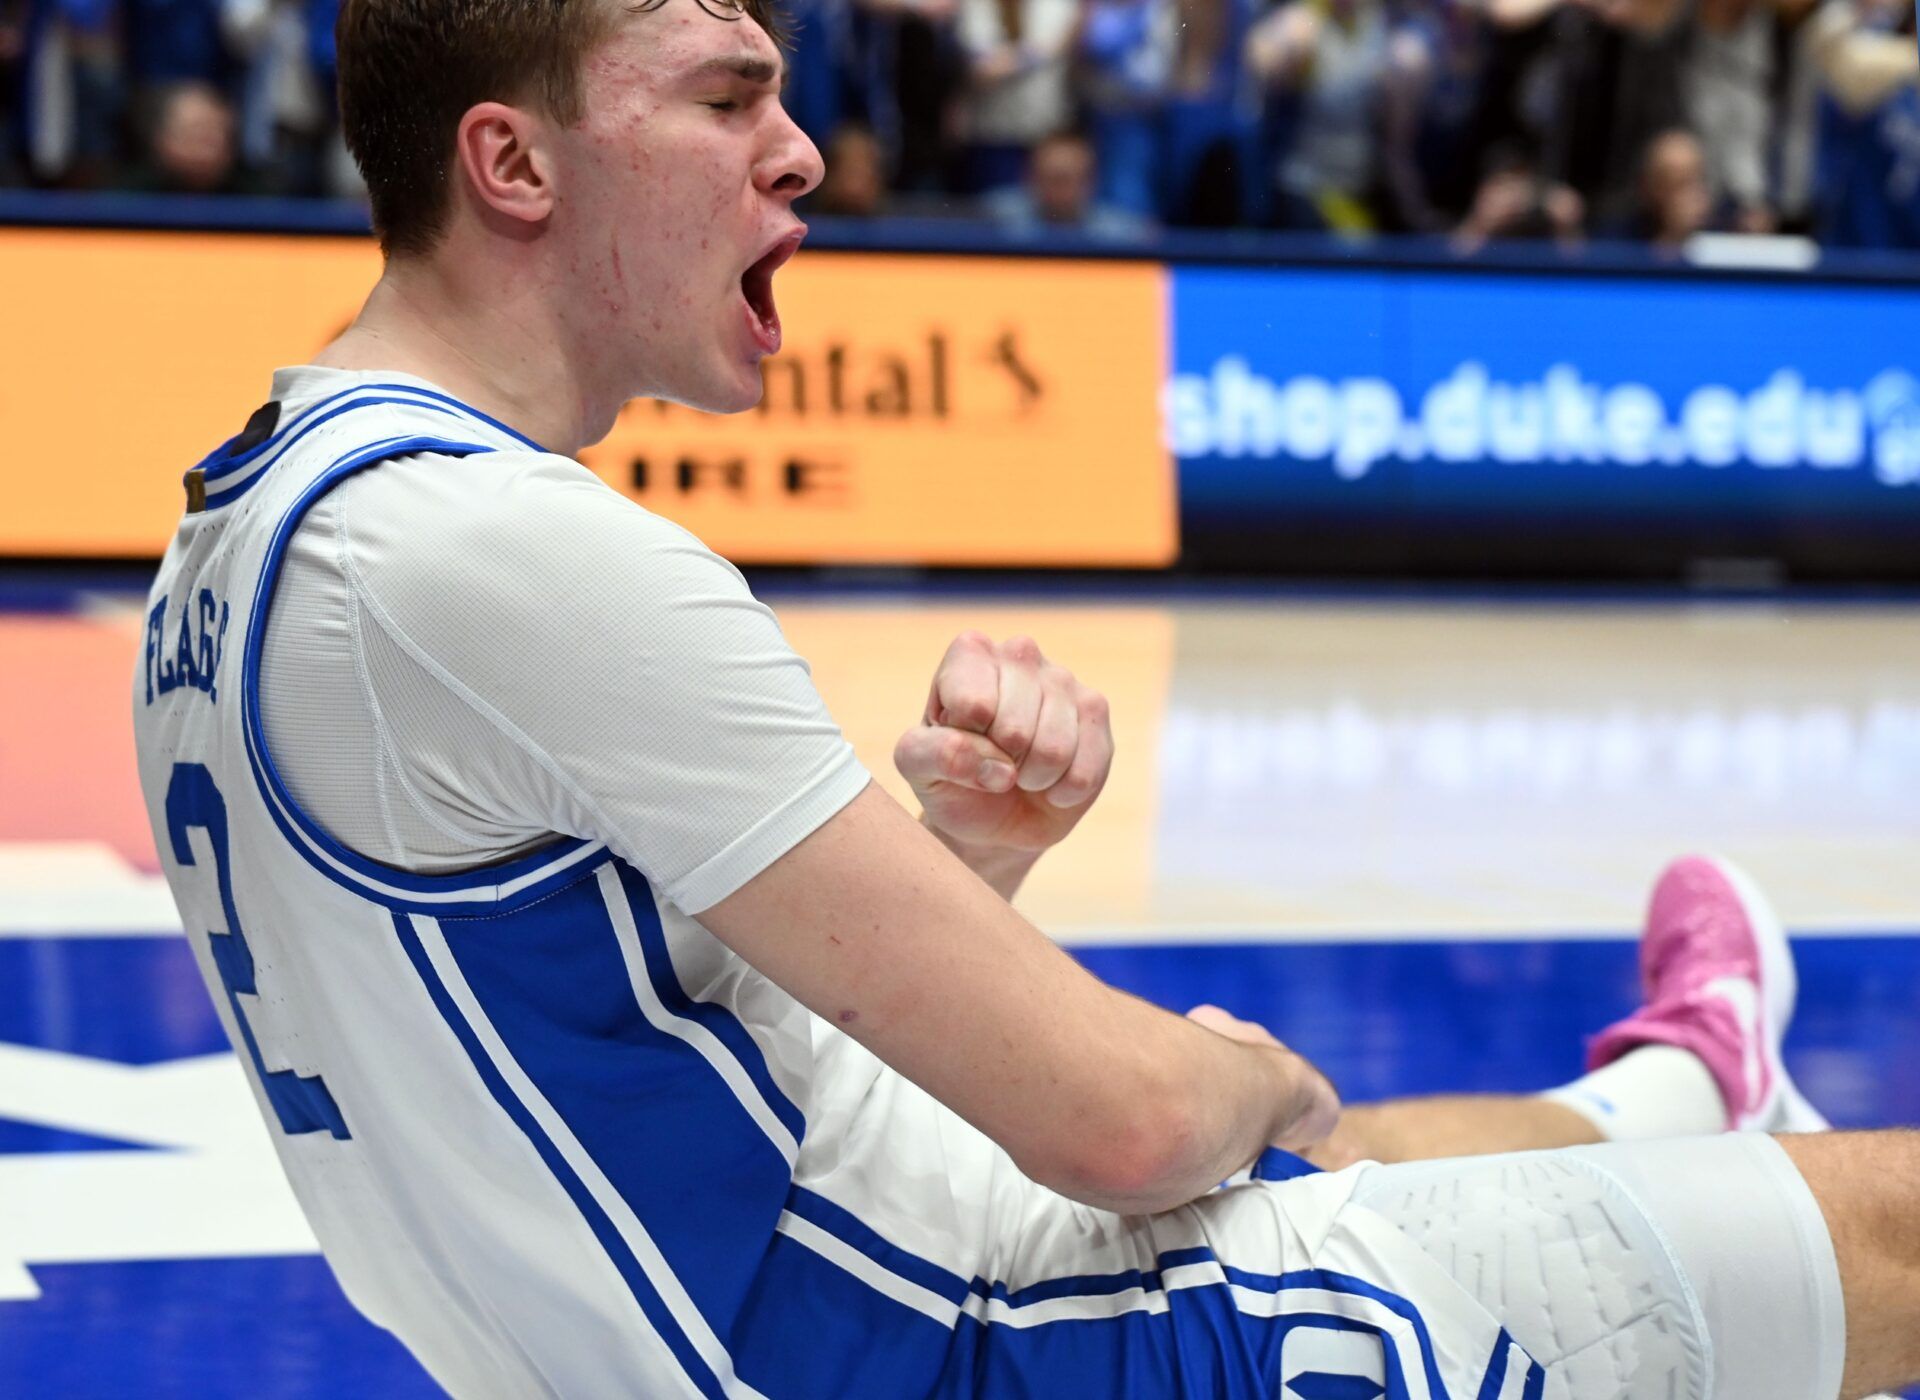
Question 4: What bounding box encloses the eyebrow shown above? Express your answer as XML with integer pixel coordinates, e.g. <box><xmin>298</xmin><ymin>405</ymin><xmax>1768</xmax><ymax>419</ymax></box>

<box><xmin>686</xmin><ymin>55</ymin><xmax>786</xmax><ymax>89</ymax></box>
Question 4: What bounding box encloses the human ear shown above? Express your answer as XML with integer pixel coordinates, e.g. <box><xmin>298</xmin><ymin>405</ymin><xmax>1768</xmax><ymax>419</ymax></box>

<box><xmin>454</xmin><ymin>101</ymin><xmax>554</xmax><ymax>228</ymax></box>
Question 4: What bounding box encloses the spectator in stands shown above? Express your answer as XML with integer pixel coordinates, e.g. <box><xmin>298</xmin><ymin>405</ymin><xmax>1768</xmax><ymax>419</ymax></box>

<box><xmin>984</xmin><ymin>127</ymin><xmax>1156</xmax><ymax>235</ymax></box>
<box><xmin>1451</xmin><ymin>137</ymin><xmax>1586</xmax><ymax>251</ymax></box>
<box><xmin>222</xmin><ymin>0</ymin><xmax>339</xmax><ymax>195</ymax></box>
<box><xmin>1379</xmin><ymin>0</ymin><xmax>1495</xmax><ymax>233</ymax></box>
<box><xmin>18</xmin><ymin>0</ymin><xmax>124</xmax><ymax>186</ymax></box>
<box><xmin>1478</xmin><ymin>0</ymin><xmax>1689</xmax><ymax>231</ymax></box>
<box><xmin>1074</xmin><ymin>0</ymin><xmax>1177</xmax><ymax>218</ymax></box>
<box><xmin>1628</xmin><ymin>124</ymin><xmax>1716</xmax><ymax>249</ymax></box>
<box><xmin>1683</xmin><ymin>0</ymin><xmax>1818</xmax><ymax>234</ymax></box>
<box><xmin>125</xmin><ymin>77</ymin><xmax>242</xmax><ymax>192</ymax></box>
<box><xmin>123</xmin><ymin>0</ymin><xmax>231</xmax><ymax>95</ymax></box>
<box><xmin>1156</xmin><ymin>0</ymin><xmax>1263</xmax><ymax>225</ymax></box>
<box><xmin>5</xmin><ymin>0</ymin><xmax>1913</xmax><ymax>255</ymax></box>
<box><xmin>1247</xmin><ymin>0</ymin><xmax>1392</xmax><ymax>233</ymax></box>
<box><xmin>812</xmin><ymin>121</ymin><xmax>891</xmax><ymax>215</ymax></box>
<box><xmin>780</xmin><ymin>0</ymin><xmax>856</xmax><ymax>148</ymax></box>
<box><xmin>0</xmin><ymin>0</ymin><xmax>23</xmax><ymax>182</ymax></box>
<box><xmin>955</xmin><ymin>0</ymin><xmax>1077</xmax><ymax>191</ymax></box>
<box><xmin>852</xmin><ymin>0</ymin><xmax>967</xmax><ymax>194</ymax></box>
<box><xmin>1809</xmin><ymin>0</ymin><xmax>1920</xmax><ymax>244</ymax></box>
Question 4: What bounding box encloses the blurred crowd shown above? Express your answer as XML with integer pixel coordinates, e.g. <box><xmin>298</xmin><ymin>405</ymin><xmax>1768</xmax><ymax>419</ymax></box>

<box><xmin>2</xmin><ymin>0</ymin><xmax>1917</xmax><ymax>249</ymax></box>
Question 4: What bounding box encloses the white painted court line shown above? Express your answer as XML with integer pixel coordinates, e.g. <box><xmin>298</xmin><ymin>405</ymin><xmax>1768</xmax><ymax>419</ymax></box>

<box><xmin>5</xmin><ymin>840</ymin><xmax>1912</xmax><ymax>945</ymax></box>
<box><xmin>0</xmin><ymin>1047</ymin><xmax>319</xmax><ymax>1299</ymax></box>
<box><xmin>1048</xmin><ymin>920</ymin><xmax>1920</xmax><ymax>947</ymax></box>
<box><xmin>0</xmin><ymin>842</ymin><xmax>181</xmax><ymax>938</ymax></box>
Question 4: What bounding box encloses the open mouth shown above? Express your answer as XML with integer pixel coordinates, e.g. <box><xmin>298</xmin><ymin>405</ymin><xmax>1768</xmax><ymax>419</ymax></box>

<box><xmin>740</xmin><ymin>228</ymin><xmax>805</xmax><ymax>355</ymax></box>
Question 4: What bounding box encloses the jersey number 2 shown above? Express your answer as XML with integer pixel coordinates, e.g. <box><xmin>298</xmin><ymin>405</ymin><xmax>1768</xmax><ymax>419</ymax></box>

<box><xmin>165</xmin><ymin>763</ymin><xmax>350</xmax><ymax>1140</ymax></box>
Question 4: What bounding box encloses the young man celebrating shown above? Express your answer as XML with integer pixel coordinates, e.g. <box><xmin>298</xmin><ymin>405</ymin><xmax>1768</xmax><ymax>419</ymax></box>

<box><xmin>132</xmin><ymin>0</ymin><xmax>1920</xmax><ymax>1395</ymax></box>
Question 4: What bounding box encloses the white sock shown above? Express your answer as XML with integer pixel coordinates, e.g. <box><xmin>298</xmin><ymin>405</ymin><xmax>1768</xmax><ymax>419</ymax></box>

<box><xmin>1540</xmin><ymin>1044</ymin><xmax>1728</xmax><ymax>1141</ymax></box>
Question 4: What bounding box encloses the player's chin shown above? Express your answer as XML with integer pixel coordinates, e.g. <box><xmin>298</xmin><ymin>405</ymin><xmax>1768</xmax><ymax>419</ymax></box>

<box><xmin>691</xmin><ymin>355</ymin><xmax>768</xmax><ymax>416</ymax></box>
<box><xmin>662</xmin><ymin>326</ymin><xmax>772</xmax><ymax>414</ymax></box>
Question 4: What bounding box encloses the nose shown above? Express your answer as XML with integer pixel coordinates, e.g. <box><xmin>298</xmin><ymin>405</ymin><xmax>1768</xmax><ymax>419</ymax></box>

<box><xmin>758</xmin><ymin>102</ymin><xmax>824</xmax><ymax>202</ymax></box>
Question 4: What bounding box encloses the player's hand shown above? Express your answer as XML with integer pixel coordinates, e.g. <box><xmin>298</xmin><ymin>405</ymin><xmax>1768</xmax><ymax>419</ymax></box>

<box><xmin>1186</xmin><ymin>1004</ymin><xmax>1342</xmax><ymax>1152</ymax></box>
<box><xmin>894</xmin><ymin>630</ymin><xmax>1114</xmax><ymax>855</ymax></box>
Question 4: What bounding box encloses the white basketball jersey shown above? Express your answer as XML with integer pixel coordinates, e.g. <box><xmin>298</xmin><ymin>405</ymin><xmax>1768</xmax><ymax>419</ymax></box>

<box><xmin>134</xmin><ymin>374</ymin><xmax>1535</xmax><ymax>1400</ymax></box>
<box><xmin>133</xmin><ymin>379</ymin><xmax>857</xmax><ymax>1398</ymax></box>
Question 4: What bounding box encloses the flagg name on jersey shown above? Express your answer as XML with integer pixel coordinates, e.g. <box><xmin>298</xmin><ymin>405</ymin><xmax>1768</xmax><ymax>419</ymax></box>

<box><xmin>143</xmin><ymin>586</ymin><xmax>231</xmax><ymax>705</ymax></box>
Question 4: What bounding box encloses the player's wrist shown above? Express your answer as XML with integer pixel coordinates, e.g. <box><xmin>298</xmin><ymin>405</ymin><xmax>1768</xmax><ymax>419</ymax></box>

<box><xmin>1259</xmin><ymin>1045</ymin><xmax>1341</xmax><ymax>1152</ymax></box>
<box><xmin>923</xmin><ymin>815</ymin><xmax>1043</xmax><ymax>897</ymax></box>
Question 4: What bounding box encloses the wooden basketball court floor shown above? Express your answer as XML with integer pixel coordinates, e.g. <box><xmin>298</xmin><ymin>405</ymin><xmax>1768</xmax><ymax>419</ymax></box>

<box><xmin>3</xmin><ymin>573</ymin><xmax>1916</xmax><ymax>1397</ymax></box>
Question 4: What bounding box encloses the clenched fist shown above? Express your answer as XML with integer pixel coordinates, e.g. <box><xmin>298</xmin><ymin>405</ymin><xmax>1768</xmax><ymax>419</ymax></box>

<box><xmin>894</xmin><ymin>631</ymin><xmax>1115</xmax><ymax>855</ymax></box>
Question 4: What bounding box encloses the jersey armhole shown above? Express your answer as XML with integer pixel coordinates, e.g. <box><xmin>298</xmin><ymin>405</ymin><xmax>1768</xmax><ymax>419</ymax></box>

<box><xmin>238</xmin><ymin>435</ymin><xmax>609</xmax><ymax>913</ymax></box>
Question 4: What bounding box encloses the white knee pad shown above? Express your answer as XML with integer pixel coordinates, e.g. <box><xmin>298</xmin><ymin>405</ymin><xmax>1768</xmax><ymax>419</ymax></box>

<box><xmin>1350</xmin><ymin>1134</ymin><xmax>1845</xmax><ymax>1400</ymax></box>
<box><xmin>1352</xmin><ymin>1150</ymin><xmax>1709</xmax><ymax>1399</ymax></box>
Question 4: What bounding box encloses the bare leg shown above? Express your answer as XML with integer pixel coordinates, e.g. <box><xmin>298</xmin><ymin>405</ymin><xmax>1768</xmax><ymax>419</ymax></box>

<box><xmin>1778</xmin><ymin>1130</ymin><xmax>1920</xmax><ymax>1400</ymax></box>
<box><xmin>1307</xmin><ymin>1094</ymin><xmax>1602</xmax><ymax>1169</ymax></box>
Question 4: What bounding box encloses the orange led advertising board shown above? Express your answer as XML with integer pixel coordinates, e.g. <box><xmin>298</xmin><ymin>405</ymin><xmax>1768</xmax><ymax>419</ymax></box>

<box><xmin>0</xmin><ymin>229</ymin><xmax>1175</xmax><ymax>565</ymax></box>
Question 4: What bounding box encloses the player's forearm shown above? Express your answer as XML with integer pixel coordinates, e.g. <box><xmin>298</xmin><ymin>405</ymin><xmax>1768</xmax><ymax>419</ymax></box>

<box><xmin>704</xmin><ymin>787</ymin><xmax>1326</xmax><ymax>1214</ymax></box>
<box><xmin>1027</xmin><ymin>995</ymin><xmax>1325</xmax><ymax>1214</ymax></box>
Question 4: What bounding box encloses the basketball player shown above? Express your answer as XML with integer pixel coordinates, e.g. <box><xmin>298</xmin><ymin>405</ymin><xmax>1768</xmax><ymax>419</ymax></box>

<box><xmin>131</xmin><ymin>0</ymin><xmax>1920</xmax><ymax>1394</ymax></box>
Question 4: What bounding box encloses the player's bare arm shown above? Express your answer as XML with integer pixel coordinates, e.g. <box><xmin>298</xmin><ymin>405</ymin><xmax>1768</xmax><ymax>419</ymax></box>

<box><xmin>700</xmin><ymin>778</ymin><xmax>1340</xmax><ymax>1216</ymax></box>
<box><xmin>704</xmin><ymin>624</ymin><xmax>1337</xmax><ymax>1214</ymax></box>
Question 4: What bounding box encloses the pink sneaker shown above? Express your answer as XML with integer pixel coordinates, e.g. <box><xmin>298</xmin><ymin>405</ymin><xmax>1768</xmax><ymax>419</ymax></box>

<box><xmin>1587</xmin><ymin>855</ymin><xmax>1828</xmax><ymax>1133</ymax></box>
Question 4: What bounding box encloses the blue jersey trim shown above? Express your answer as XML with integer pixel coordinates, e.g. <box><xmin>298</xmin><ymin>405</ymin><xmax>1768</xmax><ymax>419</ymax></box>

<box><xmin>1251</xmin><ymin>1146</ymin><xmax>1324</xmax><ymax>1181</ymax></box>
<box><xmin>195</xmin><ymin>379</ymin><xmax>545</xmax><ymax>483</ymax></box>
<box><xmin>392</xmin><ymin>908</ymin><xmax>729</xmax><ymax>1400</ymax></box>
<box><xmin>202</xmin><ymin>391</ymin><xmax>455</xmax><ymax>483</ymax></box>
<box><xmin>966</xmin><ymin>1247</ymin><xmax>1207</xmax><ymax>1308</ymax></box>
<box><xmin>611</xmin><ymin>864</ymin><xmax>808</xmax><ymax>1146</ymax></box>
<box><xmin>733</xmin><ymin>1229</ymin><xmax>1453</xmax><ymax>1400</ymax></box>
<box><xmin>380</xmin><ymin>382</ymin><xmax>545</xmax><ymax>452</ymax></box>
<box><xmin>779</xmin><ymin>1185</ymin><xmax>1495</xmax><ymax>1400</ymax></box>
<box><xmin>237</xmin><ymin>432</ymin><xmax>600</xmax><ymax>911</ymax></box>
<box><xmin>201</xmin><ymin>404</ymin><xmax>472</xmax><ymax>510</ymax></box>
<box><xmin>1474</xmin><ymin>1332</ymin><xmax>1512</xmax><ymax>1400</ymax></box>
<box><xmin>1473</xmin><ymin>1329</ymin><xmax>1546</xmax><ymax>1400</ymax></box>
<box><xmin>784</xmin><ymin>1187</ymin><xmax>974</xmax><ymax>1307</ymax></box>
<box><xmin>186</xmin><ymin>383</ymin><xmax>358</xmax><ymax>477</ymax></box>
<box><xmin>434</xmin><ymin>873</ymin><xmax>797</xmax><ymax>1357</ymax></box>
<box><xmin>736</xmin><ymin>1232</ymin><xmax>953</xmax><ymax>1398</ymax></box>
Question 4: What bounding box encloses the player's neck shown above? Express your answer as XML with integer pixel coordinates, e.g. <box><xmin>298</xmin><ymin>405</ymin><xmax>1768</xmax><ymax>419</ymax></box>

<box><xmin>314</xmin><ymin>253</ymin><xmax>614</xmax><ymax>457</ymax></box>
